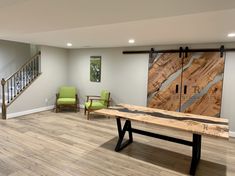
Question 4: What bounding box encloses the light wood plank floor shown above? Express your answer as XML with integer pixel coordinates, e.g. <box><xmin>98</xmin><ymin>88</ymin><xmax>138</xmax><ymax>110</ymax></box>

<box><xmin>0</xmin><ymin>110</ymin><xmax>234</xmax><ymax>176</ymax></box>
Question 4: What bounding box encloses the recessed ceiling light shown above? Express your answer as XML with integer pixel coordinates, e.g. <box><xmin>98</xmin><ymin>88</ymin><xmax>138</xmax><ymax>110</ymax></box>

<box><xmin>228</xmin><ymin>33</ymin><xmax>235</xmax><ymax>37</ymax></box>
<box><xmin>67</xmin><ymin>43</ymin><xmax>72</xmax><ymax>47</ymax></box>
<box><xmin>128</xmin><ymin>39</ymin><xmax>135</xmax><ymax>44</ymax></box>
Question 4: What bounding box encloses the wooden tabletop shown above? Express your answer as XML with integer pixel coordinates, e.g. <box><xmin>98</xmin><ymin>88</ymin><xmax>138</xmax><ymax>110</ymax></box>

<box><xmin>94</xmin><ymin>104</ymin><xmax>229</xmax><ymax>139</ymax></box>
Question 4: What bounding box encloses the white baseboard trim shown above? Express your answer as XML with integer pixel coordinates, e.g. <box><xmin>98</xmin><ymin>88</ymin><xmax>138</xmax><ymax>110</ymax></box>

<box><xmin>7</xmin><ymin>105</ymin><xmax>54</xmax><ymax>119</ymax></box>
<box><xmin>229</xmin><ymin>131</ymin><xmax>235</xmax><ymax>138</ymax></box>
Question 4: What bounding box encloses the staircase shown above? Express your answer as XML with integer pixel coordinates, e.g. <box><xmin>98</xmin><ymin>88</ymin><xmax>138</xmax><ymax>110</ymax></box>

<box><xmin>1</xmin><ymin>52</ymin><xmax>41</xmax><ymax>119</ymax></box>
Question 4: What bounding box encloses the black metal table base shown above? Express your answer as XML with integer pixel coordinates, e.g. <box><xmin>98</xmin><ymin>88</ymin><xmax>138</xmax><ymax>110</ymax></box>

<box><xmin>115</xmin><ymin>118</ymin><xmax>201</xmax><ymax>176</ymax></box>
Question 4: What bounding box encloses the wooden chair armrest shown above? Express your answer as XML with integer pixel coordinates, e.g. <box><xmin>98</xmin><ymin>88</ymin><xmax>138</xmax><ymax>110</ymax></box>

<box><xmin>86</xmin><ymin>95</ymin><xmax>100</xmax><ymax>101</ymax></box>
<box><xmin>86</xmin><ymin>95</ymin><xmax>100</xmax><ymax>98</ymax></box>
<box><xmin>89</xmin><ymin>98</ymin><xmax>111</xmax><ymax>102</ymax></box>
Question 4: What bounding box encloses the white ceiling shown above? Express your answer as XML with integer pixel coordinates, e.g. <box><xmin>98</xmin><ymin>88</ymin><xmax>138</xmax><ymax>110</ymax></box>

<box><xmin>0</xmin><ymin>0</ymin><xmax>235</xmax><ymax>48</ymax></box>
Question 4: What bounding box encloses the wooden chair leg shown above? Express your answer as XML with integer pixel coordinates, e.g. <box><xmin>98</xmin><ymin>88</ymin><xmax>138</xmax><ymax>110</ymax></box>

<box><xmin>84</xmin><ymin>107</ymin><xmax>87</xmax><ymax>115</ymax></box>
<box><xmin>87</xmin><ymin>110</ymin><xmax>90</xmax><ymax>120</ymax></box>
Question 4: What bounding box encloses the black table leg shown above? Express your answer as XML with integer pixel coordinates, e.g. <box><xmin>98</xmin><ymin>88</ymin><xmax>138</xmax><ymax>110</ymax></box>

<box><xmin>114</xmin><ymin>119</ymin><xmax>202</xmax><ymax>175</ymax></box>
<box><xmin>190</xmin><ymin>134</ymin><xmax>202</xmax><ymax>175</ymax></box>
<box><xmin>115</xmin><ymin>118</ymin><xmax>133</xmax><ymax>152</ymax></box>
<box><xmin>128</xmin><ymin>119</ymin><xmax>133</xmax><ymax>143</ymax></box>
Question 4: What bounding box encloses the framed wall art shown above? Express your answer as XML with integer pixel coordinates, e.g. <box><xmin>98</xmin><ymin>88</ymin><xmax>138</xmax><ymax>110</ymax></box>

<box><xmin>90</xmin><ymin>56</ymin><xmax>101</xmax><ymax>82</ymax></box>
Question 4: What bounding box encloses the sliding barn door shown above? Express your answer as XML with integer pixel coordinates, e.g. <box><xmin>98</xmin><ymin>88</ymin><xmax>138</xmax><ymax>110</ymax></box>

<box><xmin>180</xmin><ymin>52</ymin><xmax>225</xmax><ymax>117</ymax></box>
<box><xmin>147</xmin><ymin>53</ymin><xmax>190</xmax><ymax>111</ymax></box>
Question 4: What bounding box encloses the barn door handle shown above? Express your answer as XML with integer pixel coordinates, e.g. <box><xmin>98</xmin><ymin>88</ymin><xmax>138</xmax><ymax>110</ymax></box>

<box><xmin>184</xmin><ymin>85</ymin><xmax>187</xmax><ymax>94</ymax></box>
<box><xmin>175</xmin><ymin>84</ymin><xmax>179</xmax><ymax>93</ymax></box>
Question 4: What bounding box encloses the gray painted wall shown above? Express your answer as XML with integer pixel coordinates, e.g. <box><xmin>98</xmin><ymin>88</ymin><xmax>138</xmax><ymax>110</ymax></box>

<box><xmin>8</xmin><ymin>46</ymin><xmax>68</xmax><ymax>113</ymax></box>
<box><xmin>0</xmin><ymin>40</ymin><xmax>30</xmax><ymax>82</ymax></box>
<box><xmin>68</xmin><ymin>48</ymin><xmax>149</xmax><ymax>106</ymax></box>
<box><xmin>68</xmin><ymin>44</ymin><xmax>235</xmax><ymax>132</ymax></box>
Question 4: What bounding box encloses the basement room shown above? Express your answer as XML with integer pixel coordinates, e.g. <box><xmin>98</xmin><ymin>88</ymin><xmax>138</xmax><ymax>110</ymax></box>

<box><xmin>0</xmin><ymin>0</ymin><xmax>235</xmax><ymax>176</ymax></box>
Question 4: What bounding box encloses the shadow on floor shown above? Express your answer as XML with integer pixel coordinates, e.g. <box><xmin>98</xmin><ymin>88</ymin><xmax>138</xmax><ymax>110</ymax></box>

<box><xmin>100</xmin><ymin>137</ymin><xmax>226</xmax><ymax>176</ymax></box>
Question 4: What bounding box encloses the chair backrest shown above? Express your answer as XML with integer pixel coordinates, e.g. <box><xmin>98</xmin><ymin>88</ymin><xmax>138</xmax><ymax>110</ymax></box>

<box><xmin>100</xmin><ymin>90</ymin><xmax>110</xmax><ymax>107</ymax></box>
<box><xmin>59</xmin><ymin>87</ymin><xmax>76</xmax><ymax>98</ymax></box>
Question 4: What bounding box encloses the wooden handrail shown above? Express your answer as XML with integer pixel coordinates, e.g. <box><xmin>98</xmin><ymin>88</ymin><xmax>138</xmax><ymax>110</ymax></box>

<box><xmin>5</xmin><ymin>51</ymin><xmax>41</xmax><ymax>82</ymax></box>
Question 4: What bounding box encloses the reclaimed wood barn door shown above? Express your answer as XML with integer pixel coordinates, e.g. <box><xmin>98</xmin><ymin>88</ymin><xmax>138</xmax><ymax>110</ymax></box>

<box><xmin>147</xmin><ymin>53</ymin><xmax>184</xmax><ymax>111</ymax></box>
<box><xmin>180</xmin><ymin>52</ymin><xmax>225</xmax><ymax>117</ymax></box>
<box><xmin>147</xmin><ymin>51</ymin><xmax>225</xmax><ymax>117</ymax></box>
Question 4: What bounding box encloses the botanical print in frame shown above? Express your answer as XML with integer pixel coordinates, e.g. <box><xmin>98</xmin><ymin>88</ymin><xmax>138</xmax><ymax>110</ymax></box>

<box><xmin>90</xmin><ymin>56</ymin><xmax>101</xmax><ymax>82</ymax></box>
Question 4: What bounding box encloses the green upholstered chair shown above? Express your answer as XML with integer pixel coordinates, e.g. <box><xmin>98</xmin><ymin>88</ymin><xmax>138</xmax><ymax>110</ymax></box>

<box><xmin>84</xmin><ymin>90</ymin><xmax>111</xmax><ymax>120</ymax></box>
<box><xmin>56</xmin><ymin>86</ymin><xmax>79</xmax><ymax>112</ymax></box>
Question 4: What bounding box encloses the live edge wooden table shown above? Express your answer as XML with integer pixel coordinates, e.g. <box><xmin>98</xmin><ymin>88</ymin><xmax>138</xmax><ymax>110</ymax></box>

<box><xmin>94</xmin><ymin>104</ymin><xmax>229</xmax><ymax>176</ymax></box>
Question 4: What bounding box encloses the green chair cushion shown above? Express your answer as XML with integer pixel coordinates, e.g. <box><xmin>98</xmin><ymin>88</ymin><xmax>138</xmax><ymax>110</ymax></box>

<box><xmin>57</xmin><ymin>98</ymin><xmax>76</xmax><ymax>105</ymax></box>
<box><xmin>85</xmin><ymin>101</ymin><xmax>106</xmax><ymax>110</ymax></box>
<box><xmin>100</xmin><ymin>90</ymin><xmax>109</xmax><ymax>106</ymax></box>
<box><xmin>59</xmin><ymin>87</ymin><xmax>76</xmax><ymax>98</ymax></box>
